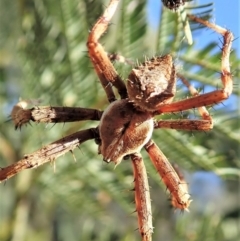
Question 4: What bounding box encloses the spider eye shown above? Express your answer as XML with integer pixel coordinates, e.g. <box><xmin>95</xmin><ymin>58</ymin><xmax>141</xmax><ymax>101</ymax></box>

<box><xmin>127</xmin><ymin>54</ymin><xmax>176</xmax><ymax>112</ymax></box>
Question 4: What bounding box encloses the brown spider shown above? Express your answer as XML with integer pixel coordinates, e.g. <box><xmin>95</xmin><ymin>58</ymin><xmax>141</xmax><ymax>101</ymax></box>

<box><xmin>0</xmin><ymin>0</ymin><xmax>233</xmax><ymax>240</ymax></box>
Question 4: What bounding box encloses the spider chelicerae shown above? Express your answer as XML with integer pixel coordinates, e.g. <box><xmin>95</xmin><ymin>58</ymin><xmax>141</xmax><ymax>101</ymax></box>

<box><xmin>0</xmin><ymin>0</ymin><xmax>233</xmax><ymax>240</ymax></box>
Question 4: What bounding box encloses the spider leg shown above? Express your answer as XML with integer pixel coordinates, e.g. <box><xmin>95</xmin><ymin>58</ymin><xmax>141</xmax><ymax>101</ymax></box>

<box><xmin>157</xmin><ymin>15</ymin><xmax>233</xmax><ymax>114</ymax></box>
<box><xmin>131</xmin><ymin>153</ymin><xmax>153</xmax><ymax>241</ymax></box>
<box><xmin>11</xmin><ymin>100</ymin><xmax>103</xmax><ymax>129</ymax></box>
<box><xmin>155</xmin><ymin>74</ymin><xmax>213</xmax><ymax>131</ymax></box>
<box><xmin>150</xmin><ymin>76</ymin><xmax>215</xmax><ymax>209</ymax></box>
<box><xmin>145</xmin><ymin>140</ymin><xmax>192</xmax><ymax>211</ymax></box>
<box><xmin>87</xmin><ymin>0</ymin><xmax>127</xmax><ymax>102</ymax></box>
<box><xmin>171</xmin><ymin>163</ymin><xmax>189</xmax><ymax>209</ymax></box>
<box><xmin>0</xmin><ymin>128</ymin><xmax>98</xmax><ymax>182</ymax></box>
<box><xmin>154</xmin><ymin>118</ymin><xmax>212</xmax><ymax>131</ymax></box>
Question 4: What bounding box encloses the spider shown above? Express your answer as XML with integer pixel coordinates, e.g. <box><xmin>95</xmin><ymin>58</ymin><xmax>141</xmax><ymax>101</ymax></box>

<box><xmin>0</xmin><ymin>0</ymin><xmax>233</xmax><ymax>240</ymax></box>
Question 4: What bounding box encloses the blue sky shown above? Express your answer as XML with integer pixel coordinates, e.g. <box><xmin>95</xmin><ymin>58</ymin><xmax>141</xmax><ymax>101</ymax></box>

<box><xmin>147</xmin><ymin>0</ymin><xmax>240</xmax><ymax>56</ymax></box>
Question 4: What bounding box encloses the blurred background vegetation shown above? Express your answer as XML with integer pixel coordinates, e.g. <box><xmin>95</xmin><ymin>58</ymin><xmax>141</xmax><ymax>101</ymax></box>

<box><xmin>0</xmin><ymin>0</ymin><xmax>239</xmax><ymax>241</ymax></box>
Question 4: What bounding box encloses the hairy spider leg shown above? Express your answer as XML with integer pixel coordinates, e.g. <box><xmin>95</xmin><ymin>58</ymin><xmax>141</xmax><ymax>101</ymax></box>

<box><xmin>11</xmin><ymin>101</ymin><xmax>103</xmax><ymax>129</ymax></box>
<box><xmin>87</xmin><ymin>0</ymin><xmax>127</xmax><ymax>102</ymax></box>
<box><xmin>157</xmin><ymin>15</ymin><xmax>233</xmax><ymax>114</ymax></box>
<box><xmin>155</xmin><ymin>74</ymin><xmax>213</xmax><ymax>131</ymax></box>
<box><xmin>131</xmin><ymin>153</ymin><xmax>153</xmax><ymax>241</ymax></box>
<box><xmin>0</xmin><ymin>129</ymin><xmax>97</xmax><ymax>182</ymax></box>
<box><xmin>144</xmin><ymin>140</ymin><xmax>192</xmax><ymax>211</ymax></box>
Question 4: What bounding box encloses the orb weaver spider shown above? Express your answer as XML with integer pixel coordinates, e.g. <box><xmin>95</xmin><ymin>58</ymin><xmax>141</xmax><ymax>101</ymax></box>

<box><xmin>0</xmin><ymin>0</ymin><xmax>233</xmax><ymax>240</ymax></box>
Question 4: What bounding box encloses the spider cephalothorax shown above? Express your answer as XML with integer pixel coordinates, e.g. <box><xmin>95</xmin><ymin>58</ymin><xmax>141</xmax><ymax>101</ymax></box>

<box><xmin>0</xmin><ymin>1</ymin><xmax>234</xmax><ymax>241</ymax></box>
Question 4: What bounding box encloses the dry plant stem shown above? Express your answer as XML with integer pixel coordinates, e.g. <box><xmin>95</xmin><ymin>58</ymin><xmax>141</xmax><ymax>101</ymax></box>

<box><xmin>145</xmin><ymin>140</ymin><xmax>191</xmax><ymax>210</ymax></box>
<box><xmin>87</xmin><ymin>0</ymin><xmax>127</xmax><ymax>102</ymax></box>
<box><xmin>11</xmin><ymin>105</ymin><xmax>102</xmax><ymax>129</ymax></box>
<box><xmin>131</xmin><ymin>154</ymin><xmax>153</xmax><ymax>241</ymax></box>
<box><xmin>0</xmin><ymin>128</ymin><xmax>96</xmax><ymax>182</ymax></box>
<box><xmin>157</xmin><ymin>15</ymin><xmax>233</xmax><ymax>114</ymax></box>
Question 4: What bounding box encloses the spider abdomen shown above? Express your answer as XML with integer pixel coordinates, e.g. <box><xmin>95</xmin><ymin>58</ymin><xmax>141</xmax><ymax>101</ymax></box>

<box><xmin>99</xmin><ymin>99</ymin><xmax>154</xmax><ymax>165</ymax></box>
<box><xmin>127</xmin><ymin>54</ymin><xmax>176</xmax><ymax>112</ymax></box>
